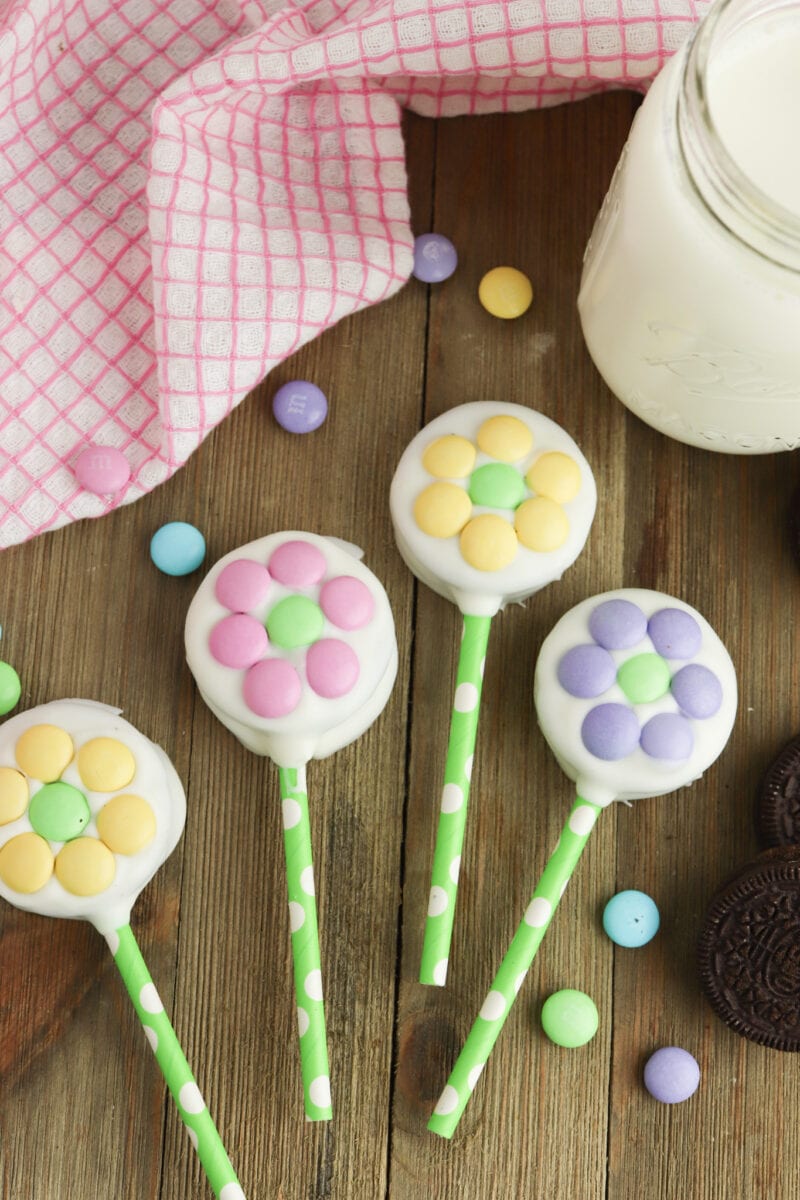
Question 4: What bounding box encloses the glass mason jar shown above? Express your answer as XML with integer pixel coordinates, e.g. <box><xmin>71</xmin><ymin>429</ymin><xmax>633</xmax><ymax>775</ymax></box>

<box><xmin>578</xmin><ymin>0</ymin><xmax>800</xmax><ymax>453</ymax></box>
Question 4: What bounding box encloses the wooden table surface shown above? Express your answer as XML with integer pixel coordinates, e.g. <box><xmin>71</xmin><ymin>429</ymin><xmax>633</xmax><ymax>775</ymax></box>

<box><xmin>2</xmin><ymin>92</ymin><xmax>799</xmax><ymax>1200</ymax></box>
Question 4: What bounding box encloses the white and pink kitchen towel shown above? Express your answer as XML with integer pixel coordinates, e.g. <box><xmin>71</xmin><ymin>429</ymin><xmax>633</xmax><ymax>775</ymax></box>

<box><xmin>0</xmin><ymin>0</ymin><xmax>707</xmax><ymax>548</ymax></box>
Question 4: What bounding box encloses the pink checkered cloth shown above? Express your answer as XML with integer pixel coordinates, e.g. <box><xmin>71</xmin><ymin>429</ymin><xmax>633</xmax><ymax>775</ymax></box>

<box><xmin>0</xmin><ymin>0</ymin><xmax>708</xmax><ymax>548</ymax></box>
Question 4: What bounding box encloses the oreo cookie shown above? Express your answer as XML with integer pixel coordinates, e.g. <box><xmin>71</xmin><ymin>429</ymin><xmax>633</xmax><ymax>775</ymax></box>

<box><xmin>698</xmin><ymin>848</ymin><xmax>800</xmax><ymax>1052</ymax></box>
<box><xmin>756</xmin><ymin>734</ymin><xmax>800</xmax><ymax>847</ymax></box>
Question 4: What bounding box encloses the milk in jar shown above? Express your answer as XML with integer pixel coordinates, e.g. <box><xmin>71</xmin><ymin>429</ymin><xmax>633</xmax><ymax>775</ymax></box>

<box><xmin>578</xmin><ymin>0</ymin><xmax>800</xmax><ymax>453</ymax></box>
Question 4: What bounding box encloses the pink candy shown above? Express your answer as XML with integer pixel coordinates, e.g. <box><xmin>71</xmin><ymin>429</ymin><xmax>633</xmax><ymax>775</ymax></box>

<box><xmin>320</xmin><ymin>576</ymin><xmax>374</xmax><ymax>630</ymax></box>
<box><xmin>244</xmin><ymin>658</ymin><xmax>303</xmax><ymax>717</ymax></box>
<box><xmin>268</xmin><ymin>540</ymin><xmax>326</xmax><ymax>587</ymax></box>
<box><xmin>306</xmin><ymin>639</ymin><xmax>359</xmax><ymax>698</ymax></box>
<box><xmin>215</xmin><ymin>559</ymin><xmax>271</xmax><ymax>611</ymax></box>
<box><xmin>209</xmin><ymin>615</ymin><xmax>269</xmax><ymax>669</ymax></box>
<box><xmin>74</xmin><ymin>446</ymin><xmax>131</xmax><ymax>495</ymax></box>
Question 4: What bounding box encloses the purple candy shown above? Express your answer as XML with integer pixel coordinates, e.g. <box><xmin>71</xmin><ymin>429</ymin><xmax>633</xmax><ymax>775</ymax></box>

<box><xmin>640</xmin><ymin>712</ymin><xmax>694</xmax><ymax>761</ymax></box>
<box><xmin>648</xmin><ymin>607</ymin><xmax>702</xmax><ymax>659</ymax></box>
<box><xmin>272</xmin><ymin>380</ymin><xmax>328</xmax><ymax>433</ymax></box>
<box><xmin>588</xmin><ymin>599</ymin><xmax>647</xmax><ymax>650</ymax></box>
<box><xmin>557</xmin><ymin>644</ymin><xmax>617</xmax><ymax>699</ymax></box>
<box><xmin>581</xmin><ymin>703</ymin><xmax>640</xmax><ymax>761</ymax></box>
<box><xmin>670</xmin><ymin>664</ymin><xmax>723</xmax><ymax>719</ymax></box>
<box><xmin>643</xmin><ymin>1047</ymin><xmax>700</xmax><ymax>1104</ymax></box>
<box><xmin>412</xmin><ymin>233</ymin><xmax>458</xmax><ymax>283</ymax></box>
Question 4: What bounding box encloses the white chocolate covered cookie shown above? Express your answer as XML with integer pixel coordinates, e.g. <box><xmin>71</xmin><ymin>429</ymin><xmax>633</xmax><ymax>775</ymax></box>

<box><xmin>185</xmin><ymin>532</ymin><xmax>397</xmax><ymax>768</ymax></box>
<box><xmin>0</xmin><ymin>699</ymin><xmax>185</xmax><ymax>933</ymax></box>
<box><xmin>534</xmin><ymin>589</ymin><xmax>738</xmax><ymax>805</ymax></box>
<box><xmin>390</xmin><ymin>402</ymin><xmax>596</xmax><ymax>616</ymax></box>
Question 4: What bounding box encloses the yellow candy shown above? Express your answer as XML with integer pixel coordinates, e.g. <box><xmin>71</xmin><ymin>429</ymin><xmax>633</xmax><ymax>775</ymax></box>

<box><xmin>414</xmin><ymin>482</ymin><xmax>472</xmax><ymax>538</ymax></box>
<box><xmin>476</xmin><ymin>415</ymin><xmax>533</xmax><ymax>463</ymax></box>
<box><xmin>0</xmin><ymin>767</ymin><xmax>28</xmax><ymax>825</ymax></box>
<box><xmin>16</xmin><ymin>725</ymin><xmax>74</xmax><ymax>782</ymax></box>
<box><xmin>526</xmin><ymin>452</ymin><xmax>582</xmax><ymax>503</ymax></box>
<box><xmin>422</xmin><ymin>435</ymin><xmax>477</xmax><ymax>479</ymax></box>
<box><xmin>0</xmin><ymin>832</ymin><xmax>54</xmax><ymax>893</ymax></box>
<box><xmin>459</xmin><ymin>514</ymin><xmax>518</xmax><ymax>572</ymax></box>
<box><xmin>55</xmin><ymin>837</ymin><xmax>116</xmax><ymax>896</ymax></box>
<box><xmin>478</xmin><ymin>266</ymin><xmax>533</xmax><ymax>319</ymax></box>
<box><xmin>515</xmin><ymin>496</ymin><xmax>570</xmax><ymax>552</ymax></box>
<box><xmin>78</xmin><ymin>738</ymin><xmax>136</xmax><ymax>792</ymax></box>
<box><xmin>97</xmin><ymin>794</ymin><xmax>156</xmax><ymax>855</ymax></box>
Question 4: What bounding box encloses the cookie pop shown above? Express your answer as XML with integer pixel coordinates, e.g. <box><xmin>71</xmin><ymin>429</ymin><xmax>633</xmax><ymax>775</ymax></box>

<box><xmin>185</xmin><ymin>532</ymin><xmax>397</xmax><ymax>1120</ymax></box>
<box><xmin>429</xmin><ymin>588</ymin><xmax>737</xmax><ymax>1137</ymax></box>
<box><xmin>390</xmin><ymin>402</ymin><xmax>596</xmax><ymax>985</ymax></box>
<box><xmin>0</xmin><ymin>700</ymin><xmax>244</xmax><ymax>1198</ymax></box>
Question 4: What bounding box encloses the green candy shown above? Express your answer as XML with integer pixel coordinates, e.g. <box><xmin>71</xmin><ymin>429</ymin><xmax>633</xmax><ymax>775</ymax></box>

<box><xmin>468</xmin><ymin>463</ymin><xmax>527</xmax><ymax>509</ymax></box>
<box><xmin>617</xmin><ymin>652</ymin><xmax>671</xmax><ymax>704</ymax></box>
<box><xmin>0</xmin><ymin>661</ymin><xmax>21</xmax><ymax>716</ymax></box>
<box><xmin>29</xmin><ymin>782</ymin><xmax>91</xmax><ymax>842</ymax></box>
<box><xmin>266</xmin><ymin>596</ymin><xmax>324</xmax><ymax>649</ymax></box>
<box><xmin>541</xmin><ymin>989</ymin><xmax>599</xmax><ymax>1048</ymax></box>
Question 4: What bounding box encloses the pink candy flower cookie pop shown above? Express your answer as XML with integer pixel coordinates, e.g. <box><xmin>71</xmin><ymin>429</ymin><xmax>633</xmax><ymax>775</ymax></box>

<box><xmin>0</xmin><ymin>699</ymin><xmax>244</xmax><ymax>1199</ymax></box>
<box><xmin>429</xmin><ymin>589</ymin><xmax>737</xmax><ymax>1138</ymax></box>
<box><xmin>185</xmin><ymin>532</ymin><xmax>397</xmax><ymax>1121</ymax></box>
<box><xmin>390</xmin><ymin>401</ymin><xmax>597</xmax><ymax>985</ymax></box>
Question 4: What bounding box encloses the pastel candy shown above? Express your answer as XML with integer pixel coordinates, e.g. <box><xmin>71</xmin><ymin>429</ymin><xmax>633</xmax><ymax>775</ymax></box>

<box><xmin>617</xmin><ymin>654</ymin><xmax>671</xmax><ymax>704</ymax></box>
<box><xmin>640</xmin><ymin>713</ymin><xmax>694</xmax><ymax>761</ymax></box>
<box><xmin>671</xmin><ymin>664</ymin><xmax>723</xmax><ymax>718</ymax></box>
<box><xmin>209</xmin><ymin>614</ymin><xmax>269</xmax><ymax>668</ymax></box>
<box><xmin>77</xmin><ymin>738</ymin><xmax>136</xmax><ymax>792</ymax></box>
<box><xmin>460</xmin><ymin>514</ymin><xmax>518</xmax><ymax>571</ymax></box>
<box><xmin>0</xmin><ymin>832</ymin><xmax>54</xmax><ymax>893</ymax></box>
<box><xmin>55</xmin><ymin>837</ymin><xmax>116</xmax><ymax>896</ymax></box>
<box><xmin>16</xmin><ymin>725</ymin><xmax>74</xmax><ymax>782</ymax></box>
<box><xmin>0</xmin><ymin>768</ymin><xmax>28</xmax><ymax>825</ymax></box>
<box><xmin>648</xmin><ymin>608</ymin><xmax>702</xmax><ymax>658</ymax></box>
<box><xmin>526</xmin><ymin>452</ymin><xmax>582</xmax><ymax>503</ymax></box>
<box><xmin>306</xmin><ymin>640</ymin><xmax>359</xmax><ymax>699</ymax></box>
<box><xmin>266</xmin><ymin>596</ymin><xmax>324</xmax><ymax>650</ymax></box>
<box><xmin>422</xmin><ymin>435</ymin><xmax>476</xmax><ymax>479</ymax></box>
<box><xmin>588</xmin><ymin>599</ymin><xmax>647</xmax><ymax>650</ymax></box>
<box><xmin>29</xmin><ymin>782</ymin><xmax>90</xmax><ymax>842</ymax></box>
<box><xmin>268</xmin><ymin>540</ymin><xmax>326</xmax><ymax>587</ymax></box>
<box><xmin>243</xmin><ymin>658</ymin><xmax>303</xmax><ymax>718</ymax></box>
<box><xmin>581</xmin><ymin>704</ymin><xmax>640</xmax><ymax>761</ymax></box>
<box><xmin>476</xmin><ymin>415</ymin><xmax>532</xmax><ymax>462</ymax></box>
<box><xmin>214</xmin><ymin>559</ymin><xmax>271</xmax><ymax>611</ymax></box>
<box><xmin>97</xmin><ymin>795</ymin><xmax>157</xmax><ymax>855</ymax></box>
<box><xmin>414</xmin><ymin>482</ymin><xmax>472</xmax><ymax>538</ymax></box>
<box><xmin>319</xmin><ymin>577</ymin><xmax>374</xmax><ymax>630</ymax></box>
<box><xmin>468</xmin><ymin>463</ymin><xmax>526</xmax><ymax>509</ymax></box>
<box><xmin>557</xmin><ymin>645</ymin><xmax>616</xmax><ymax>699</ymax></box>
<box><xmin>514</xmin><ymin>496</ymin><xmax>569</xmax><ymax>552</ymax></box>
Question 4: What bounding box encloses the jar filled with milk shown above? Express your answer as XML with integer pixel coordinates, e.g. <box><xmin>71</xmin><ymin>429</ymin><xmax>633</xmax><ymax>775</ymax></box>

<box><xmin>578</xmin><ymin>0</ymin><xmax>800</xmax><ymax>453</ymax></box>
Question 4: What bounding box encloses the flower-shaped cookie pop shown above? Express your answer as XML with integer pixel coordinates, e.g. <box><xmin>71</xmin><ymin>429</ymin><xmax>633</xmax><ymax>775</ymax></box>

<box><xmin>390</xmin><ymin>401</ymin><xmax>596</xmax><ymax>985</ymax></box>
<box><xmin>0</xmin><ymin>699</ymin><xmax>244</xmax><ymax>1199</ymax></box>
<box><xmin>185</xmin><ymin>532</ymin><xmax>397</xmax><ymax>1121</ymax></box>
<box><xmin>429</xmin><ymin>589</ymin><xmax>737</xmax><ymax>1137</ymax></box>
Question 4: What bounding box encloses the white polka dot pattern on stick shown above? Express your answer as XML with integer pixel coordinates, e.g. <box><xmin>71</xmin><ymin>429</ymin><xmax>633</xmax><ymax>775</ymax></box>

<box><xmin>179</xmin><ymin>1082</ymin><xmax>206</xmax><ymax>1115</ymax></box>
<box><xmin>428</xmin><ymin>885</ymin><xmax>449</xmax><ymax>917</ymax></box>
<box><xmin>569</xmin><ymin>805</ymin><xmax>599</xmax><ymax>836</ymax></box>
<box><xmin>525</xmin><ymin>897</ymin><xmax>552</xmax><ymax>927</ymax></box>
<box><xmin>434</xmin><ymin>1085</ymin><xmax>460</xmax><ymax>1116</ymax></box>
<box><xmin>441</xmin><ymin>783</ymin><xmax>464</xmax><ymax>812</ymax></box>
<box><xmin>432</xmin><ymin>959</ymin><xmax>448</xmax><ymax>986</ymax></box>
<box><xmin>282</xmin><ymin>798</ymin><xmax>302</xmax><ymax>829</ymax></box>
<box><xmin>139</xmin><ymin>983</ymin><xmax>164</xmax><ymax>1014</ymax></box>
<box><xmin>309</xmin><ymin>1076</ymin><xmax>332</xmax><ymax>1109</ymax></box>
<box><xmin>289</xmin><ymin>901</ymin><xmax>306</xmax><ymax>931</ymax></box>
<box><xmin>454</xmin><ymin>683</ymin><xmax>479</xmax><ymax>712</ymax></box>
<box><xmin>305</xmin><ymin>969</ymin><xmax>324</xmax><ymax>1002</ymax></box>
<box><xmin>479</xmin><ymin>990</ymin><xmax>506</xmax><ymax>1021</ymax></box>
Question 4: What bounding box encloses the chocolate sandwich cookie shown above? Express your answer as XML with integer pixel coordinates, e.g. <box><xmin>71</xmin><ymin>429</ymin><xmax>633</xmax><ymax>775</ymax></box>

<box><xmin>756</xmin><ymin>734</ymin><xmax>800</xmax><ymax>847</ymax></box>
<box><xmin>698</xmin><ymin>848</ymin><xmax>800</xmax><ymax>1052</ymax></box>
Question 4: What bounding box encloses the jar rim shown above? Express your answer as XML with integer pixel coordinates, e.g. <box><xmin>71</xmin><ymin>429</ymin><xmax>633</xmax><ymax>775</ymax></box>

<box><xmin>679</xmin><ymin>0</ymin><xmax>800</xmax><ymax>270</ymax></box>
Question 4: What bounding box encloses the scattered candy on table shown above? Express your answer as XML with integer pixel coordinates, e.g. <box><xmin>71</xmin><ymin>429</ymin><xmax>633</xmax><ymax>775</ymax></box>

<box><xmin>412</xmin><ymin>233</ymin><xmax>458</xmax><ymax>283</ymax></box>
<box><xmin>478</xmin><ymin>266</ymin><xmax>533</xmax><ymax>319</ymax></box>
<box><xmin>602</xmin><ymin>889</ymin><xmax>660</xmax><ymax>947</ymax></box>
<box><xmin>150</xmin><ymin>522</ymin><xmax>206</xmax><ymax>577</ymax></box>
<box><xmin>0</xmin><ymin>661</ymin><xmax>21</xmax><ymax>716</ymax></box>
<box><xmin>643</xmin><ymin>1047</ymin><xmax>701</xmax><ymax>1103</ymax></box>
<box><xmin>73</xmin><ymin>446</ymin><xmax>131</xmax><ymax>496</ymax></box>
<box><xmin>272</xmin><ymin>381</ymin><xmax>328</xmax><ymax>434</ymax></box>
<box><xmin>540</xmin><ymin>989</ymin><xmax>599</xmax><ymax>1048</ymax></box>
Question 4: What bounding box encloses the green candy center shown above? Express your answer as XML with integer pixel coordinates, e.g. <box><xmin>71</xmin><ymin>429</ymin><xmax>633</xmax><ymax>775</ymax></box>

<box><xmin>29</xmin><ymin>782</ymin><xmax>91</xmax><ymax>842</ymax></box>
<box><xmin>468</xmin><ymin>463</ymin><xmax>526</xmax><ymax>509</ymax></box>
<box><xmin>266</xmin><ymin>595</ymin><xmax>324</xmax><ymax>649</ymax></box>
<box><xmin>616</xmin><ymin>653</ymin><xmax>671</xmax><ymax>704</ymax></box>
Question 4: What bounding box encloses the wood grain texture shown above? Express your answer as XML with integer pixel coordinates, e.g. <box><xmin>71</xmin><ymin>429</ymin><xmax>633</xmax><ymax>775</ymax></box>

<box><xmin>2</xmin><ymin>92</ymin><xmax>799</xmax><ymax>1200</ymax></box>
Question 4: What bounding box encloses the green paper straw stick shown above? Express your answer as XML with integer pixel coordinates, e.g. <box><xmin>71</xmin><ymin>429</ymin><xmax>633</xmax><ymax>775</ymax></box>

<box><xmin>428</xmin><ymin>794</ymin><xmax>603</xmax><ymax>1138</ymax></box>
<box><xmin>278</xmin><ymin>765</ymin><xmax>332</xmax><ymax>1121</ymax></box>
<box><xmin>108</xmin><ymin>924</ymin><xmax>245</xmax><ymax>1199</ymax></box>
<box><xmin>420</xmin><ymin>613</ymin><xmax>493</xmax><ymax>986</ymax></box>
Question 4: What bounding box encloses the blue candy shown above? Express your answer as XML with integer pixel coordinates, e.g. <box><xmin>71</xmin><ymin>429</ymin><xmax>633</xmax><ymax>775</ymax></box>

<box><xmin>150</xmin><ymin>522</ymin><xmax>206</xmax><ymax>577</ymax></box>
<box><xmin>602</xmin><ymin>889</ymin><xmax>660</xmax><ymax>947</ymax></box>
